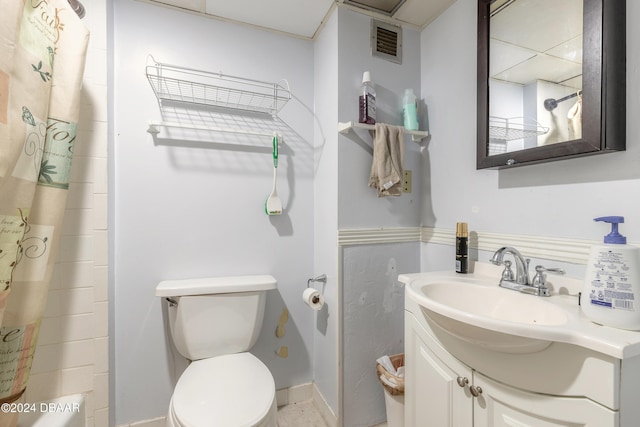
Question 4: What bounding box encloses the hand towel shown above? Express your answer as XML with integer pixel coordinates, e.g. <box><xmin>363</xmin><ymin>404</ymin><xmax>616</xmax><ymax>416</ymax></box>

<box><xmin>369</xmin><ymin>123</ymin><xmax>404</xmax><ymax>197</ymax></box>
<box><xmin>568</xmin><ymin>94</ymin><xmax>582</xmax><ymax>140</ymax></box>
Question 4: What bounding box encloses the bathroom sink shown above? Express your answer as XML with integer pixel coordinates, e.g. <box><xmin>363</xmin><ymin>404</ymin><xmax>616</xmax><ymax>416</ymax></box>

<box><xmin>401</xmin><ymin>264</ymin><xmax>640</xmax><ymax>359</ymax></box>
<box><xmin>421</xmin><ymin>282</ymin><xmax>568</xmax><ymax>326</ymax></box>
<box><xmin>402</xmin><ymin>269</ymin><xmax>571</xmax><ymax>353</ymax></box>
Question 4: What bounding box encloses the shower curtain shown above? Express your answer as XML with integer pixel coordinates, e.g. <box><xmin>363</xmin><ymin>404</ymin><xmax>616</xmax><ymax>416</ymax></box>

<box><xmin>0</xmin><ymin>0</ymin><xmax>88</xmax><ymax>424</ymax></box>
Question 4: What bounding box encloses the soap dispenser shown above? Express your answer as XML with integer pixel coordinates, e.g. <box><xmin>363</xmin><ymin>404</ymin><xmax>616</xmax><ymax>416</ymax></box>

<box><xmin>581</xmin><ymin>216</ymin><xmax>640</xmax><ymax>330</ymax></box>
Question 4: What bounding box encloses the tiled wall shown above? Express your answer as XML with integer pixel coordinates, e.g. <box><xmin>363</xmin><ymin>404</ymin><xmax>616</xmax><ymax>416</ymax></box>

<box><xmin>24</xmin><ymin>0</ymin><xmax>109</xmax><ymax>426</ymax></box>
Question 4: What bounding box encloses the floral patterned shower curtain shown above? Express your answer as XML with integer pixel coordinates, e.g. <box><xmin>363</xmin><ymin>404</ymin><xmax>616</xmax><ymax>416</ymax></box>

<box><xmin>0</xmin><ymin>0</ymin><xmax>88</xmax><ymax>424</ymax></box>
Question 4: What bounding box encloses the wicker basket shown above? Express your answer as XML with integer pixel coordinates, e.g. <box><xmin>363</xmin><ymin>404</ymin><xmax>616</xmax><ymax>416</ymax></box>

<box><xmin>377</xmin><ymin>353</ymin><xmax>405</xmax><ymax>395</ymax></box>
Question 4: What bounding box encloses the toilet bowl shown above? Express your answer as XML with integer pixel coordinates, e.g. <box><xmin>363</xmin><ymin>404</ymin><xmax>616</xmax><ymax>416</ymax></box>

<box><xmin>166</xmin><ymin>353</ymin><xmax>277</xmax><ymax>427</ymax></box>
<box><xmin>156</xmin><ymin>275</ymin><xmax>278</xmax><ymax>427</ymax></box>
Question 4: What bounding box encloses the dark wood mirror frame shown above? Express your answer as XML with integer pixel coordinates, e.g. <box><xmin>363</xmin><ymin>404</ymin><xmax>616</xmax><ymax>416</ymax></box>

<box><xmin>477</xmin><ymin>0</ymin><xmax>626</xmax><ymax>170</ymax></box>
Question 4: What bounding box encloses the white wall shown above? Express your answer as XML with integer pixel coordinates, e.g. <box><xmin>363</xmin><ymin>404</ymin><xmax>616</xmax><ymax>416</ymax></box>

<box><xmin>335</xmin><ymin>8</ymin><xmax>423</xmax><ymax>426</ymax></box>
<box><xmin>337</xmin><ymin>8</ymin><xmax>423</xmax><ymax>229</ymax></box>
<box><xmin>112</xmin><ymin>1</ymin><xmax>316</xmax><ymax>424</ymax></box>
<box><xmin>342</xmin><ymin>242</ymin><xmax>418</xmax><ymax>427</ymax></box>
<box><xmin>27</xmin><ymin>0</ymin><xmax>110</xmax><ymax>426</ymax></box>
<box><xmin>312</xmin><ymin>8</ymin><xmax>340</xmax><ymax>416</ymax></box>
<box><xmin>420</xmin><ymin>0</ymin><xmax>640</xmax><ymax>273</ymax></box>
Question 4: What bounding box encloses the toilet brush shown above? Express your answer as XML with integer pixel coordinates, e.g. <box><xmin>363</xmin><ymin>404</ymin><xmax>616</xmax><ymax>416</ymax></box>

<box><xmin>265</xmin><ymin>134</ymin><xmax>282</xmax><ymax>215</ymax></box>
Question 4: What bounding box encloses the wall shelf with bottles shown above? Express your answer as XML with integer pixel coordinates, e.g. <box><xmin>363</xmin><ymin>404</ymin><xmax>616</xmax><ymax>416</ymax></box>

<box><xmin>338</xmin><ymin>121</ymin><xmax>429</xmax><ymax>142</ymax></box>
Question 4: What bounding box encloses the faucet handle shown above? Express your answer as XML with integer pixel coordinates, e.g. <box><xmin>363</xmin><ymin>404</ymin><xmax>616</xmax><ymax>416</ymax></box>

<box><xmin>535</xmin><ymin>265</ymin><xmax>565</xmax><ymax>274</ymax></box>
<box><xmin>501</xmin><ymin>260</ymin><xmax>515</xmax><ymax>281</ymax></box>
<box><xmin>531</xmin><ymin>265</ymin><xmax>565</xmax><ymax>288</ymax></box>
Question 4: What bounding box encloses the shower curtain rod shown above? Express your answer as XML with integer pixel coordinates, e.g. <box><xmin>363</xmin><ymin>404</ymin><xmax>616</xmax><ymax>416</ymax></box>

<box><xmin>543</xmin><ymin>90</ymin><xmax>582</xmax><ymax>112</ymax></box>
<box><xmin>67</xmin><ymin>0</ymin><xmax>85</xmax><ymax>18</ymax></box>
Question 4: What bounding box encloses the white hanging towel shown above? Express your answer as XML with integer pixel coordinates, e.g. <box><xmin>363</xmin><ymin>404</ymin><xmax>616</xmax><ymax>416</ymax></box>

<box><xmin>568</xmin><ymin>93</ymin><xmax>582</xmax><ymax>140</ymax></box>
<box><xmin>369</xmin><ymin>123</ymin><xmax>404</xmax><ymax>197</ymax></box>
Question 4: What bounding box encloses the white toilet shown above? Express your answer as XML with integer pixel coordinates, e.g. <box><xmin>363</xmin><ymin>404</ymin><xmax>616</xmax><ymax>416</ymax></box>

<box><xmin>156</xmin><ymin>275</ymin><xmax>278</xmax><ymax>427</ymax></box>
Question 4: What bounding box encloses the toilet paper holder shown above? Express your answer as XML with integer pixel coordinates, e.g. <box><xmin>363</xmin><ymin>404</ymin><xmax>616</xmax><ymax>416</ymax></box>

<box><xmin>305</xmin><ymin>274</ymin><xmax>326</xmax><ymax>308</ymax></box>
<box><xmin>307</xmin><ymin>274</ymin><xmax>327</xmax><ymax>288</ymax></box>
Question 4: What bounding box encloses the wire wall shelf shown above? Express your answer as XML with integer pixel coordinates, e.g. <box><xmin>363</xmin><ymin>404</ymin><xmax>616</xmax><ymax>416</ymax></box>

<box><xmin>489</xmin><ymin>116</ymin><xmax>548</xmax><ymax>142</ymax></box>
<box><xmin>146</xmin><ymin>57</ymin><xmax>291</xmax><ymax>116</ymax></box>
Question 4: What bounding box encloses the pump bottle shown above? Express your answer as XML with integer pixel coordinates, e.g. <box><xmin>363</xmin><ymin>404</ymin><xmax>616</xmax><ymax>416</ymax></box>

<box><xmin>581</xmin><ymin>216</ymin><xmax>640</xmax><ymax>330</ymax></box>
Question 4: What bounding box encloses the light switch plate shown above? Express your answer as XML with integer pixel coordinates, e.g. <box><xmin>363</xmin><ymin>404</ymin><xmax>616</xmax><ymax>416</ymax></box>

<box><xmin>403</xmin><ymin>170</ymin><xmax>412</xmax><ymax>193</ymax></box>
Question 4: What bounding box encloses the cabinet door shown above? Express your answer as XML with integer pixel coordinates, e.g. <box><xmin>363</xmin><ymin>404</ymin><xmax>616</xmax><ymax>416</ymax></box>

<box><xmin>473</xmin><ymin>372</ymin><xmax>618</xmax><ymax>427</ymax></box>
<box><xmin>406</xmin><ymin>315</ymin><xmax>473</xmax><ymax>427</ymax></box>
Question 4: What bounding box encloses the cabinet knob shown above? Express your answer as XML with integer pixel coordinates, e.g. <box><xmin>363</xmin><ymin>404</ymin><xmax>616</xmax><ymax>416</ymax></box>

<box><xmin>470</xmin><ymin>385</ymin><xmax>483</xmax><ymax>397</ymax></box>
<box><xmin>456</xmin><ymin>376</ymin><xmax>469</xmax><ymax>388</ymax></box>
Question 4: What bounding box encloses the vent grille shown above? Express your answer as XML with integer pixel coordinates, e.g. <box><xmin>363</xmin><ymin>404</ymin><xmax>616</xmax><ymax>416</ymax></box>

<box><xmin>376</xmin><ymin>26</ymin><xmax>398</xmax><ymax>56</ymax></box>
<box><xmin>371</xmin><ymin>20</ymin><xmax>402</xmax><ymax>64</ymax></box>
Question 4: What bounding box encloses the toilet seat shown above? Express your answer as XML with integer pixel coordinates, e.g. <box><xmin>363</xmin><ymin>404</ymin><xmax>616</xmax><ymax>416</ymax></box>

<box><xmin>170</xmin><ymin>352</ymin><xmax>276</xmax><ymax>427</ymax></box>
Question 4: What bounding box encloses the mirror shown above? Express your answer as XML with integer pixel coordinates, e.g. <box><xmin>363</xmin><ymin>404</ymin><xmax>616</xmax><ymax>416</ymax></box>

<box><xmin>477</xmin><ymin>0</ymin><xmax>626</xmax><ymax>169</ymax></box>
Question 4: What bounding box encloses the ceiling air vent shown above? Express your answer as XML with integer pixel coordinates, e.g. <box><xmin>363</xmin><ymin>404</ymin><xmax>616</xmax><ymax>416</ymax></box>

<box><xmin>371</xmin><ymin>19</ymin><xmax>402</xmax><ymax>64</ymax></box>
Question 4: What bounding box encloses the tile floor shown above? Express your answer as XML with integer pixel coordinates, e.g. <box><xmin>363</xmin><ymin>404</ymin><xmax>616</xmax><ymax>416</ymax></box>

<box><xmin>277</xmin><ymin>401</ymin><xmax>387</xmax><ymax>427</ymax></box>
<box><xmin>277</xmin><ymin>401</ymin><xmax>329</xmax><ymax>426</ymax></box>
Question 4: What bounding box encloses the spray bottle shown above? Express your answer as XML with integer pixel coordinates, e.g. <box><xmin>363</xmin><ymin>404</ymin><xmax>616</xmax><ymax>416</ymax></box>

<box><xmin>581</xmin><ymin>216</ymin><xmax>640</xmax><ymax>330</ymax></box>
<box><xmin>455</xmin><ymin>222</ymin><xmax>468</xmax><ymax>274</ymax></box>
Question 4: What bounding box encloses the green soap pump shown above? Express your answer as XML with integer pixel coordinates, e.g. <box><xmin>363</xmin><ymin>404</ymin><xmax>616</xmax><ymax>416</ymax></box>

<box><xmin>581</xmin><ymin>216</ymin><xmax>640</xmax><ymax>330</ymax></box>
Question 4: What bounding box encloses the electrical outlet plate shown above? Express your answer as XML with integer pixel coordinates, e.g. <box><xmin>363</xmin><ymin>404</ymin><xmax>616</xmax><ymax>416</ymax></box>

<box><xmin>403</xmin><ymin>170</ymin><xmax>412</xmax><ymax>193</ymax></box>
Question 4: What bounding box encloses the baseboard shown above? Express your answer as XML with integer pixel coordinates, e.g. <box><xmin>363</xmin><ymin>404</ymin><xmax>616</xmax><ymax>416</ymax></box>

<box><xmin>276</xmin><ymin>382</ymin><xmax>337</xmax><ymax>426</ymax></box>
<box><xmin>116</xmin><ymin>416</ymin><xmax>165</xmax><ymax>427</ymax></box>
<box><xmin>276</xmin><ymin>382</ymin><xmax>314</xmax><ymax>407</ymax></box>
<box><xmin>312</xmin><ymin>383</ymin><xmax>338</xmax><ymax>427</ymax></box>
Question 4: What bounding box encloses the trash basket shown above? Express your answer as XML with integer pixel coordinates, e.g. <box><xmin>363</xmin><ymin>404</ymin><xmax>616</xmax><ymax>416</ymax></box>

<box><xmin>376</xmin><ymin>353</ymin><xmax>404</xmax><ymax>427</ymax></box>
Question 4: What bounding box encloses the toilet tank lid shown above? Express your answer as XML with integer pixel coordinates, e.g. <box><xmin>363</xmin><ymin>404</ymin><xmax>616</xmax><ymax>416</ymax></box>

<box><xmin>155</xmin><ymin>275</ymin><xmax>277</xmax><ymax>297</ymax></box>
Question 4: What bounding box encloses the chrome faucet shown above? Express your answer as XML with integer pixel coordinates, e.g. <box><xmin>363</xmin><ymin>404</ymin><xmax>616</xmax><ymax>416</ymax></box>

<box><xmin>490</xmin><ymin>247</ymin><xmax>530</xmax><ymax>285</ymax></box>
<box><xmin>490</xmin><ymin>247</ymin><xmax>564</xmax><ymax>297</ymax></box>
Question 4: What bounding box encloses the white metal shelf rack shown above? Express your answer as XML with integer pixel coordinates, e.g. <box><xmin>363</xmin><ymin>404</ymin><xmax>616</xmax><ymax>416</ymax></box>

<box><xmin>489</xmin><ymin>116</ymin><xmax>548</xmax><ymax>141</ymax></box>
<box><xmin>145</xmin><ymin>56</ymin><xmax>291</xmax><ymax>139</ymax></box>
<box><xmin>146</xmin><ymin>57</ymin><xmax>291</xmax><ymax>116</ymax></box>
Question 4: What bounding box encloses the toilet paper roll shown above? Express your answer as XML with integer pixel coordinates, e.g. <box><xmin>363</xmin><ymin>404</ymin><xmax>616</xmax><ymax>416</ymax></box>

<box><xmin>303</xmin><ymin>287</ymin><xmax>324</xmax><ymax>310</ymax></box>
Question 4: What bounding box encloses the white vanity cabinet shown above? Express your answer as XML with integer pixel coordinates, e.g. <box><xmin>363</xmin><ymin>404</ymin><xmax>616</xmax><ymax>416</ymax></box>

<box><xmin>406</xmin><ymin>309</ymin><xmax>621</xmax><ymax>427</ymax></box>
<box><xmin>473</xmin><ymin>372</ymin><xmax>616</xmax><ymax>427</ymax></box>
<box><xmin>406</xmin><ymin>313</ymin><xmax>472</xmax><ymax>426</ymax></box>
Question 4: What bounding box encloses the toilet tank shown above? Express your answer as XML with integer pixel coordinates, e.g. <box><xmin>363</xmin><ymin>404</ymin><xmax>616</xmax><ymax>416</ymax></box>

<box><xmin>156</xmin><ymin>275</ymin><xmax>277</xmax><ymax>360</ymax></box>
